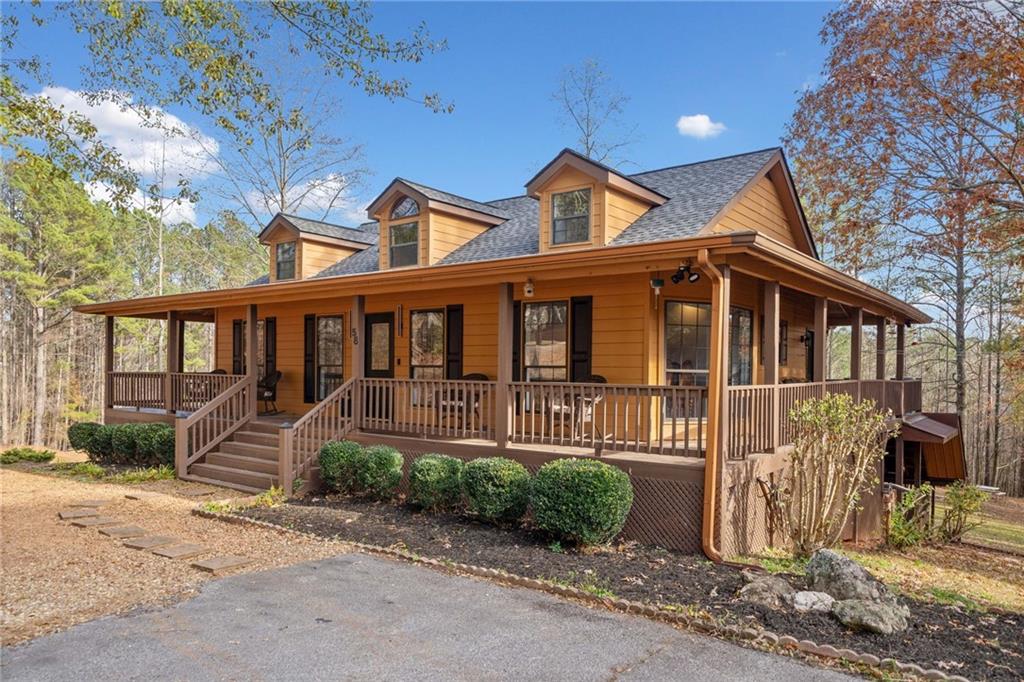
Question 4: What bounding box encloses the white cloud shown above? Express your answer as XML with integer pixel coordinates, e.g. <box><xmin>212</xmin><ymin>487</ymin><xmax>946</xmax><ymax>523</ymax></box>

<box><xmin>675</xmin><ymin>114</ymin><xmax>727</xmax><ymax>139</ymax></box>
<box><xmin>85</xmin><ymin>183</ymin><xmax>197</xmax><ymax>226</ymax></box>
<box><xmin>38</xmin><ymin>86</ymin><xmax>219</xmax><ymax>182</ymax></box>
<box><xmin>244</xmin><ymin>173</ymin><xmax>368</xmax><ymax>226</ymax></box>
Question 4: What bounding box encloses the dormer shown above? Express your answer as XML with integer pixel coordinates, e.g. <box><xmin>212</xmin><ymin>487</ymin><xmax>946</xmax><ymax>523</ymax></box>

<box><xmin>525</xmin><ymin>149</ymin><xmax>668</xmax><ymax>252</ymax></box>
<box><xmin>258</xmin><ymin>213</ymin><xmax>376</xmax><ymax>282</ymax></box>
<box><xmin>367</xmin><ymin>179</ymin><xmax>508</xmax><ymax>269</ymax></box>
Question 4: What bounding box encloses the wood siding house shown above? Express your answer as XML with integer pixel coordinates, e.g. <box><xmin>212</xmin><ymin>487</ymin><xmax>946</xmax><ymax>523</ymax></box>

<box><xmin>77</xmin><ymin>147</ymin><xmax>966</xmax><ymax>557</ymax></box>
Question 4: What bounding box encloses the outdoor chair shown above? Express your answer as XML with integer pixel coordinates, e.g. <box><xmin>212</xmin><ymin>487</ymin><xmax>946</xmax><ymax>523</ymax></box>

<box><xmin>436</xmin><ymin>373</ymin><xmax>490</xmax><ymax>431</ymax></box>
<box><xmin>258</xmin><ymin>370</ymin><xmax>282</xmax><ymax>415</ymax></box>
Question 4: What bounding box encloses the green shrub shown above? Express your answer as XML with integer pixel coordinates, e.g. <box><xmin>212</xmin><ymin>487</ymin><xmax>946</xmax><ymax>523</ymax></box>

<box><xmin>134</xmin><ymin>423</ymin><xmax>175</xmax><ymax>466</ymax></box>
<box><xmin>86</xmin><ymin>425</ymin><xmax>116</xmax><ymax>461</ymax></box>
<box><xmin>319</xmin><ymin>440</ymin><xmax>366</xmax><ymax>493</ymax></box>
<box><xmin>460</xmin><ymin>457</ymin><xmax>531</xmax><ymax>524</ymax></box>
<box><xmin>1</xmin><ymin>447</ymin><xmax>56</xmax><ymax>464</ymax></box>
<box><xmin>357</xmin><ymin>445</ymin><xmax>404</xmax><ymax>500</ymax></box>
<box><xmin>109</xmin><ymin>465</ymin><xmax>176</xmax><ymax>483</ymax></box>
<box><xmin>409</xmin><ymin>454</ymin><xmax>464</xmax><ymax>511</ymax></box>
<box><xmin>110</xmin><ymin>423</ymin><xmax>144</xmax><ymax>464</ymax></box>
<box><xmin>887</xmin><ymin>483</ymin><xmax>934</xmax><ymax>549</ymax></box>
<box><xmin>68</xmin><ymin>422</ymin><xmax>103</xmax><ymax>452</ymax></box>
<box><xmin>531</xmin><ymin>458</ymin><xmax>634</xmax><ymax>545</ymax></box>
<box><xmin>939</xmin><ymin>481</ymin><xmax>989</xmax><ymax>543</ymax></box>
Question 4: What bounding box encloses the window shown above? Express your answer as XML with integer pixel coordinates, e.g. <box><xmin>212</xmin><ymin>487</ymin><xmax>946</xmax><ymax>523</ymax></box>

<box><xmin>664</xmin><ymin>301</ymin><xmax>754</xmax><ymax>388</ymax></box>
<box><xmin>551</xmin><ymin>188</ymin><xmax>590</xmax><ymax>245</ymax></box>
<box><xmin>410</xmin><ymin>310</ymin><xmax>444</xmax><ymax>380</ymax></box>
<box><xmin>316</xmin><ymin>315</ymin><xmax>344</xmax><ymax>400</ymax></box>
<box><xmin>523</xmin><ymin>301</ymin><xmax>568</xmax><ymax>381</ymax></box>
<box><xmin>275</xmin><ymin>242</ymin><xmax>296</xmax><ymax>280</ymax></box>
<box><xmin>390</xmin><ymin>196</ymin><xmax>419</xmax><ymax>220</ymax></box>
<box><xmin>389</xmin><ymin>221</ymin><xmax>418</xmax><ymax>267</ymax></box>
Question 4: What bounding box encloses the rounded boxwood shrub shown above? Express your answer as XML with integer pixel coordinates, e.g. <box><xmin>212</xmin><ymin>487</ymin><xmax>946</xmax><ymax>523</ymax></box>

<box><xmin>68</xmin><ymin>422</ymin><xmax>103</xmax><ymax>452</ymax></box>
<box><xmin>110</xmin><ymin>423</ymin><xmax>144</xmax><ymax>464</ymax></box>
<box><xmin>409</xmin><ymin>454</ymin><xmax>464</xmax><ymax>511</ymax></box>
<box><xmin>357</xmin><ymin>445</ymin><xmax>404</xmax><ymax>500</ymax></box>
<box><xmin>460</xmin><ymin>457</ymin><xmax>531</xmax><ymax>524</ymax></box>
<box><xmin>530</xmin><ymin>458</ymin><xmax>634</xmax><ymax>546</ymax></box>
<box><xmin>318</xmin><ymin>440</ymin><xmax>366</xmax><ymax>493</ymax></box>
<box><xmin>86</xmin><ymin>424</ymin><xmax>116</xmax><ymax>463</ymax></box>
<box><xmin>134</xmin><ymin>423</ymin><xmax>175</xmax><ymax>466</ymax></box>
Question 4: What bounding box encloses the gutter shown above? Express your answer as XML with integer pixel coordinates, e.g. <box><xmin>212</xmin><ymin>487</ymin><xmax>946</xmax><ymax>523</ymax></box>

<box><xmin>696</xmin><ymin>248</ymin><xmax>724</xmax><ymax>563</ymax></box>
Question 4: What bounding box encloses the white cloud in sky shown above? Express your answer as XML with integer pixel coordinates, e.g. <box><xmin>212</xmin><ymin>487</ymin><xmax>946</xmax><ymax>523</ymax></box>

<box><xmin>85</xmin><ymin>183</ymin><xmax>198</xmax><ymax>225</ymax></box>
<box><xmin>675</xmin><ymin>114</ymin><xmax>727</xmax><ymax>139</ymax></box>
<box><xmin>244</xmin><ymin>172</ymin><xmax>368</xmax><ymax>226</ymax></box>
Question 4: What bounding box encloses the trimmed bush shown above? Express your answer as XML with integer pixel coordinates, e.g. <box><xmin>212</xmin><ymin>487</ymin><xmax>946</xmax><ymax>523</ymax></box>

<box><xmin>67</xmin><ymin>422</ymin><xmax>103</xmax><ymax>452</ymax></box>
<box><xmin>357</xmin><ymin>445</ymin><xmax>404</xmax><ymax>500</ymax></box>
<box><xmin>530</xmin><ymin>458</ymin><xmax>634</xmax><ymax>546</ymax></box>
<box><xmin>134</xmin><ymin>423</ymin><xmax>175</xmax><ymax>466</ymax></box>
<box><xmin>409</xmin><ymin>454</ymin><xmax>464</xmax><ymax>511</ymax></box>
<box><xmin>79</xmin><ymin>423</ymin><xmax>173</xmax><ymax>467</ymax></box>
<box><xmin>460</xmin><ymin>457</ymin><xmax>531</xmax><ymax>524</ymax></box>
<box><xmin>319</xmin><ymin>440</ymin><xmax>366</xmax><ymax>493</ymax></box>
<box><xmin>1</xmin><ymin>447</ymin><xmax>56</xmax><ymax>464</ymax></box>
<box><xmin>110</xmin><ymin>423</ymin><xmax>144</xmax><ymax>464</ymax></box>
<box><xmin>86</xmin><ymin>425</ymin><xmax>116</xmax><ymax>461</ymax></box>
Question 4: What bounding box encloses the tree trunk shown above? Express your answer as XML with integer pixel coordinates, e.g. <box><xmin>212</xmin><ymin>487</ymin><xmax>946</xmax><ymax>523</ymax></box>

<box><xmin>31</xmin><ymin>306</ymin><xmax>47</xmax><ymax>445</ymax></box>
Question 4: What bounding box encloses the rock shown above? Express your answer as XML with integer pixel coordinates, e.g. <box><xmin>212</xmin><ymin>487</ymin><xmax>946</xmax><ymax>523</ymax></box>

<box><xmin>792</xmin><ymin>590</ymin><xmax>835</xmax><ymax>614</ymax></box>
<box><xmin>806</xmin><ymin>549</ymin><xmax>895</xmax><ymax>603</ymax></box>
<box><xmin>738</xmin><ymin>574</ymin><xmax>795</xmax><ymax>609</ymax></box>
<box><xmin>832</xmin><ymin>599</ymin><xmax>910</xmax><ymax>635</ymax></box>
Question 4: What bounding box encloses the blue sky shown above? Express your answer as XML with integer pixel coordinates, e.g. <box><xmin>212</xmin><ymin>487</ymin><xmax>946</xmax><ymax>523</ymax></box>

<box><xmin>9</xmin><ymin>1</ymin><xmax>834</xmax><ymax>226</ymax></box>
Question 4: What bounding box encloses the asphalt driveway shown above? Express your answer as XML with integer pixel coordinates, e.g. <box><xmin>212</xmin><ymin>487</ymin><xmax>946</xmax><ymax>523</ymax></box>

<box><xmin>1</xmin><ymin>553</ymin><xmax>854</xmax><ymax>681</ymax></box>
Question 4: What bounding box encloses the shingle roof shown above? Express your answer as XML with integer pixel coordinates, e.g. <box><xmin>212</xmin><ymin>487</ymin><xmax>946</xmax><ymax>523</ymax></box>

<box><xmin>279</xmin><ymin>213</ymin><xmax>378</xmax><ymax>245</ymax></box>
<box><xmin>397</xmin><ymin>179</ymin><xmax>510</xmax><ymax>220</ymax></box>
<box><xmin>292</xmin><ymin>147</ymin><xmax>785</xmax><ymax>281</ymax></box>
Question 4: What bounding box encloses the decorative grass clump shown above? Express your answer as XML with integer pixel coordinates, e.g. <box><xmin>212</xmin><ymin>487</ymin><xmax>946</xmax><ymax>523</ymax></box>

<box><xmin>460</xmin><ymin>457</ymin><xmax>531</xmax><ymax>524</ymax></box>
<box><xmin>1</xmin><ymin>447</ymin><xmax>56</xmax><ymax>465</ymax></box>
<box><xmin>409</xmin><ymin>454</ymin><xmax>465</xmax><ymax>511</ymax></box>
<box><xmin>530</xmin><ymin>458</ymin><xmax>634</xmax><ymax>546</ymax></box>
<box><xmin>318</xmin><ymin>440</ymin><xmax>366</xmax><ymax>493</ymax></box>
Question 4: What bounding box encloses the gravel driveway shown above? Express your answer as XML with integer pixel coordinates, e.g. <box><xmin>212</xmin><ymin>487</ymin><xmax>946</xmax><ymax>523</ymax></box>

<box><xmin>0</xmin><ymin>468</ymin><xmax>345</xmax><ymax>645</ymax></box>
<box><xmin>2</xmin><ymin>553</ymin><xmax>855</xmax><ymax>681</ymax></box>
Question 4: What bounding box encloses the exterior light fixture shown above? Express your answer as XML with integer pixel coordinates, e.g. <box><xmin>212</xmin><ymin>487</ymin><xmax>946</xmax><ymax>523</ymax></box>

<box><xmin>524</xmin><ymin>279</ymin><xmax>535</xmax><ymax>298</ymax></box>
<box><xmin>670</xmin><ymin>264</ymin><xmax>700</xmax><ymax>284</ymax></box>
<box><xmin>650</xmin><ymin>277</ymin><xmax>664</xmax><ymax>295</ymax></box>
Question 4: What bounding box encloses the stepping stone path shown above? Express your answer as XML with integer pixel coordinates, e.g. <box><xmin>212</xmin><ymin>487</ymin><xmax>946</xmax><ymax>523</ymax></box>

<box><xmin>99</xmin><ymin>525</ymin><xmax>148</xmax><ymax>539</ymax></box>
<box><xmin>70</xmin><ymin>499</ymin><xmax>113</xmax><ymax>508</ymax></box>
<box><xmin>71</xmin><ymin>516</ymin><xmax>120</xmax><ymax>528</ymax></box>
<box><xmin>125</xmin><ymin>491</ymin><xmax>160</xmax><ymax>500</ymax></box>
<box><xmin>192</xmin><ymin>555</ymin><xmax>252</xmax><ymax>575</ymax></box>
<box><xmin>59</xmin><ymin>508</ymin><xmax>98</xmax><ymax>520</ymax></box>
<box><xmin>152</xmin><ymin>543</ymin><xmax>206</xmax><ymax>560</ymax></box>
<box><xmin>124</xmin><ymin>535</ymin><xmax>177</xmax><ymax>550</ymax></box>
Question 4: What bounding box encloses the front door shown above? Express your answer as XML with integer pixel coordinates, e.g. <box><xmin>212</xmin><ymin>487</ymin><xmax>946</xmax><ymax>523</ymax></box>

<box><xmin>364</xmin><ymin>313</ymin><xmax>394</xmax><ymax>422</ymax></box>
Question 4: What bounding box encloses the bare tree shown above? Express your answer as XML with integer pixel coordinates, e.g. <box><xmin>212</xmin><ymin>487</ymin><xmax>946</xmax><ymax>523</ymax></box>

<box><xmin>552</xmin><ymin>59</ymin><xmax>637</xmax><ymax>166</ymax></box>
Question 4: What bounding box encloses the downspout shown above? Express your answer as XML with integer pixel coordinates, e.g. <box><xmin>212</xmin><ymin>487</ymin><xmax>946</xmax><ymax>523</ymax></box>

<box><xmin>696</xmin><ymin>248</ymin><xmax>725</xmax><ymax>563</ymax></box>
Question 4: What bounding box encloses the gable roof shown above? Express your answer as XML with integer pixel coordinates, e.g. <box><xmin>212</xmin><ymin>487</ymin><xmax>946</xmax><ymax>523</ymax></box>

<box><xmin>296</xmin><ymin>147</ymin><xmax>817</xmax><ymax>279</ymax></box>
<box><xmin>257</xmin><ymin>213</ymin><xmax>378</xmax><ymax>245</ymax></box>
<box><xmin>525</xmin><ymin>148</ymin><xmax>669</xmax><ymax>205</ymax></box>
<box><xmin>366</xmin><ymin>178</ymin><xmax>509</xmax><ymax>223</ymax></box>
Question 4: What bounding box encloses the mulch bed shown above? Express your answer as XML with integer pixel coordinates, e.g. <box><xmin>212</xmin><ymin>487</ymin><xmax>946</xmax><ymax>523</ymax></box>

<box><xmin>241</xmin><ymin>496</ymin><xmax>1023</xmax><ymax>681</ymax></box>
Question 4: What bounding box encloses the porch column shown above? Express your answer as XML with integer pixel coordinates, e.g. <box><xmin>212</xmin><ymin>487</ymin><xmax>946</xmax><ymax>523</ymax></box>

<box><xmin>350</xmin><ymin>295</ymin><xmax>365</xmax><ymax>428</ymax></box>
<box><xmin>165</xmin><ymin>311</ymin><xmax>179</xmax><ymax>412</ymax></box>
<box><xmin>104</xmin><ymin>316</ymin><xmax>115</xmax><ymax>409</ymax></box>
<box><xmin>245</xmin><ymin>304</ymin><xmax>257</xmax><ymax>416</ymax></box>
<box><xmin>763</xmin><ymin>281</ymin><xmax>780</xmax><ymax>450</ymax></box>
<box><xmin>876</xmin><ymin>319</ymin><xmax>887</xmax><ymax>380</ymax></box>
<box><xmin>850</xmin><ymin>307</ymin><xmax>862</xmax><ymax>382</ymax></box>
<box><xmin>895</xmin><ymin>436</ymin><xmax>905</xmax><ymax>486</ymax></box>
<box><xmin>495</xmin><ymin>283</ymin><xmax>514</xmax><ymax>446</ymax></box>
<box><xmin>895</xmin><ymin>324</ymin><xmax>906</xmax><ymax>380</ymax></box>
<box><xmin>813</xmin><ymin>297</ymin><xmax>828</xmax><ymax>382</ymax></box>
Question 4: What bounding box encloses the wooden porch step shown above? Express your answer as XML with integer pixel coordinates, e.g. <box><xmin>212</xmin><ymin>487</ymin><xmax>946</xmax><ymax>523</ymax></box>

<box><xmin>188</xmin><ymin>463</ymin><xmax>277</xmax><ymax>491</ymax></box>
<box><xmin>247</xmin><ymin>420</ymin><xmax>284</xmax><ymax>435</ymax></box>
<box><xmin>232</xmin><ymin>430</ymin><xmax>279</xmax><ymax>447</ymax></box>
<box><xmin>206</xmin><ymin>452</ymin><xmax>278</xmax><ymax>476</ymax></box>
<box><xmin>219</xmin><ymin>441</ymin><xmax>279</xmax><ymax>461</ymax></box>
<box><xmin>179</xmin><ymin>474</ymin><xmax>267</xmax><ymax>495</ymax></box>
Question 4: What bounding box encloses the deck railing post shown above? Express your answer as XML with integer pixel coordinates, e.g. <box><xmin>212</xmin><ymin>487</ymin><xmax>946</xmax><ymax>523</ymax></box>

<box><xmin>850</xmin><ymin>307</ymin><xmax>862</xmax><ymax>384</ymax></box>
<box><xmin>279</xmin><ymin>425</ymin><xmax>294</xmax><ymax>494</ymax></box>
<box><xmin>174</xmin><ymin>415</ymin><xmax>187</xmax><ymax>479</ymax></box>
<box><xmin>495</xmin><ymin>283</ymin><xmax>514</xmax><ymax>447</ymax></box>
<box><xmin>876</xmin><ymin>319</ymin><xmax>887</xmax><ymax>380</ymax></box>
<box><xmin>763</xmin><ymin>281</ymin><xmax>780</xmax><ymax>451</ymax></box>
<box><xmin>165</xmin><ymin>311</ymin><xmax>179</xmax><ymax>412</ymax></box>
<box><xmin>351</xmin><ymin>295</ymin><xmax>365</xmax><ymax>430</ymax></box>
<box><xmin>104</xmin><ymin>316</ymin><xmax>115</xmax><ymax>410</ymax></box>
<box><xmin>895</xmin><ymin>324</ymin><xmax>906</xmax><ymax>380</ymax></box>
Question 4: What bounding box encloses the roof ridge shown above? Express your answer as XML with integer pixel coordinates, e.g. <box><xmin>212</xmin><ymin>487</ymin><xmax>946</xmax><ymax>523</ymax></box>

<box><xmin>280</xmin><ymin>212</ymin><xmax>376</xmax><ymax>233</ymax></box>
<box><xmin>485</xmin><ymin>193</ymin><xmax>532</xmax><ymax>204</ymax></box>
<box><xmin>630</xmin><ymin>147</ymin><xmax>781</xmax><ymax>178</ymax></box>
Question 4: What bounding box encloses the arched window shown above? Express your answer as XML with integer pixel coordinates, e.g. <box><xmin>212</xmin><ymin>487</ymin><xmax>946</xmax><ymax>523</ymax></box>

<box><xmin>390</xmin><ymin>195</ymin><xmax>419</xmax><ymax>220</ymax></box>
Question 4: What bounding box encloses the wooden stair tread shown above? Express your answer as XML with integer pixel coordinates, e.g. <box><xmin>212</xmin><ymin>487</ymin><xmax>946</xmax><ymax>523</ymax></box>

<box><xmin>205</xmin><ymin>451</ymin><xmax>278</xmax><ymax>475</ymax></box>
<box><xmin>179</xmin><ymin>474</ymin><xmax>267</xmax><ymax>494</ymax></box>
<box><xmin>188</xmin><ymin>463</ymin><xmax>277</xmax><ymax>491</ymax></box>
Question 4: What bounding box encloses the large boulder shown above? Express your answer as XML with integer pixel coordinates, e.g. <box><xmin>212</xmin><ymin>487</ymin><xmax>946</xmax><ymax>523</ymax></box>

<box><xmin>805</xmin><ymin>549</ymin><xmax>895</xmax><ymax>603</ymax></box>
<box><xmin>738</xmin><ymin>573</ymin><xmax>795</xmax><ymax>609</ymax></box>
<box><xmin>832</xmin><ymin>599</ymin><xmax>910</xmax><ymax>634</ymax></box>
<box><xmin>792</xmin><ymin>590</ymin><xmax>835</xmax><ymax>614</ymax></box>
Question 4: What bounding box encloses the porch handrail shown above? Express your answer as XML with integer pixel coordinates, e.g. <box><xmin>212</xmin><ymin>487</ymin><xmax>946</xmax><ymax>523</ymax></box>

<box><xmin>107</xmin><ymin>371</ymin><xmax>165</xmax><ymax>409</ymax></box>
<box><xmin>174</xmin><ymin>375</ymin><xmax>253</xmax><ymax>477</ymax></box>
<box><xmin>359</xmin><ymin>377</ymin><xmax>497</xmax><ymax>440</ymax></box>
<box><xmin>279</xmin><ymin>378</ymin><xmax>357</xmax><ymax>494</ymax></box>
<box><xmin>169</xmin><ymin>372</ymin><xmax>247</xmax><ymax>412</ymax></box>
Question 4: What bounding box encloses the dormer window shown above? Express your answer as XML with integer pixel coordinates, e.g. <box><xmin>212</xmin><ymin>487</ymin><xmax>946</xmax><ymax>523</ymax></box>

<box><xmin>390</xmin><ymin>196</ymin><xmax>420</xmax><ymax>220</ymax></box>
<box><xmin>275</xmin><ymin>241</ymin><xmax>296</xmax><ymax>280</ymax></box>
<box><xmin>552</xmin><ymin>188</ymin><xmax>591</xmax><ymax>244</ymax></box>
<box><xmin>389</xmin><ymin>222</ymin><xmax>418</xmax><ymax>267</ymax></box>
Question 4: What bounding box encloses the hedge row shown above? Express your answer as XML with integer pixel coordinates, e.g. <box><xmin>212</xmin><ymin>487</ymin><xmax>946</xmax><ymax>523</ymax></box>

<box><xmin>317</xmin><ymin>441</ymin><xmax>634</xmax><ymax>546</ymax></box>
<box><xmin>67</xmin><ymin>422</ymin><xmax>174</xmax><ymax>467</ymax></box>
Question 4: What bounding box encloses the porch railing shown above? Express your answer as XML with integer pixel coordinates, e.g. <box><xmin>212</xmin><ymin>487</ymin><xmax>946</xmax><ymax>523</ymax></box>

<box><xmin>359</xmin><ymin>377</ymin><xmax>497</xmax><ymax>440</ymax></box>
<box><xmin>278</xmin><ymin>378</ymin><xmax>356</xmax><ymax>493</ymax></box>
<box><xmin>174</xmin><ymin>375</ymin><xmax>253</xmax><ymax>478</ymax></box>
<box><xmin>170</xmin><ymin>372</ymin><xmax>247</xmax><ymax>412</ymax></box>
<box><xmin>107</xmin><ymin>371</ymin><xmax>247</xmax><ymax>413</ymax></box>
<box><xmin>508</xmin><ymin>381</ymin><xmax>707</xmax><ymax>456</ymax></box>
<box><xmin>108</xmin><ymin>371</ymin><xmax>165</xmax><ymax>409</ymax></box>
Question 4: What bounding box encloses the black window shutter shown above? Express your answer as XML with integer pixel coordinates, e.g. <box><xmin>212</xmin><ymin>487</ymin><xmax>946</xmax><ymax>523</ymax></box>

<box><xmin>570</xmin><ymin>296</ymin><xmax>593</xmax><ymax>382</ymax></box>
<box><xmin>303</xmin><ymin>314</ymin><xmax>316</xmax><ymax>403</ymax></box>
<box><xmin>265</xmin><ymin>317</ymin><xmax>277</xmax><ymax>377</ymax></box>
<box><xmin>445</xmin><ymin>305</ymin><xmax>464</xmax><ymax>379</ymax></box>
<box><xmin>232</xmin><ymin>320</ymin><xmax>244</xmax><ymax>374</ymax></box>
<box><xmin>512</xmin><ymin>300</ymin><xmax>522</xmax><ymax>382</ymax></box>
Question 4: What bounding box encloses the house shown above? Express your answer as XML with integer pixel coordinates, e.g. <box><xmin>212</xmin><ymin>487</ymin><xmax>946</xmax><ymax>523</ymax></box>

<box><xmin>76</xmin><ymin>147</ymin><xmax>966</xmax><ymax>557</ymax></box>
